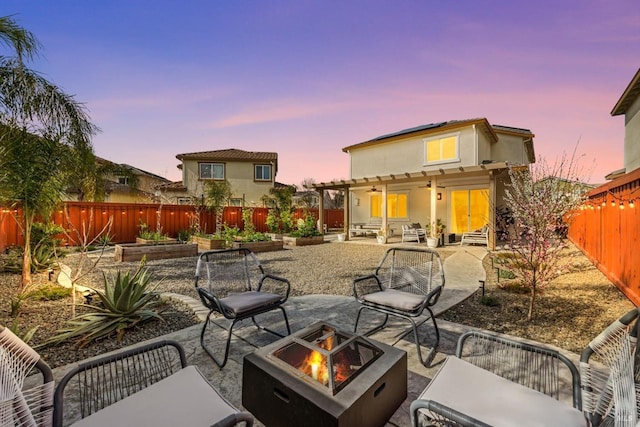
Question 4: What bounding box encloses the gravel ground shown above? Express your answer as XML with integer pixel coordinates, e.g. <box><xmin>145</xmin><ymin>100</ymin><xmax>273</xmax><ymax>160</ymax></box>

<box><xmin>3</xmin><ymin>242</ymin><xmax>455</xmax><ymax>368</ymax></box>
<box><xmin>1</xmin><ymin>240</ymin><xmax>633</xmax><ymax>368</ymax></box>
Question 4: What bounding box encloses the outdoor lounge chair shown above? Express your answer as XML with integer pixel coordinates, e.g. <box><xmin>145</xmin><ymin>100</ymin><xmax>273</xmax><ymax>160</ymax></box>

<box><xmin>460</xmin><ymin>225</ymin><xmax>489</xmax><ymax>247</ymax></box>
<box><xmin>0</xmin><ymin>326</ymin><xmax>54</xmax><ymax>427</ymax></box>
<box><xmin>53</xmin><ymin>339</ymin><xmax>253</xmax><ymax>427</ymax></box>
<box><xmin>410</xmin><ymin>330</ymin><xmax>585</xmax><ymax>426</ymax></box>
<box><xmin>353</xmin><ymin>247</ymin><xmax>444</xmax><ymax>366</ymax></box>
<box><xmin>401</xmin><ymin>224</ymin><xmax>427</xmax><ymax>243</ymax></box>
<box><xmin>580</xmin><ymin>308</ymin><xmax>640</xmax><ymax>426</ymax></box>
<box><xmin>195</xmin><ymin>248</ymin><xmax>291</xmax><ymax>369</ymax></box>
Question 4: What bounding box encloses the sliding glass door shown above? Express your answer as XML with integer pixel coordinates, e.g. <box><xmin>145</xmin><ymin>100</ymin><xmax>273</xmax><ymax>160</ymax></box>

<box><xmin>450</xmin><ymin>189</ymin><xmax>489</xmax><ymax>234</ymax></box>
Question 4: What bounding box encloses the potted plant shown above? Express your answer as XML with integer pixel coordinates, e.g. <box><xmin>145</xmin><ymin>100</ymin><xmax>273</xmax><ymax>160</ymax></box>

<box><xmin>426</xmin><ymin>219</ymin><xmax>446</xmax><ymax>248</ymax></box>
<box><xmin>376</xmin><ymin>228</ymin><xmax>387</xmax><ymax>244</ymax></box>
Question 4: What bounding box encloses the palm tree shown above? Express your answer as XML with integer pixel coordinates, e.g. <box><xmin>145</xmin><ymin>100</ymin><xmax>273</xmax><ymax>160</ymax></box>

<box><xmin>0</xmin><ymin>15</ymin><xmax>97</xmax><ymax>289</ymax></box>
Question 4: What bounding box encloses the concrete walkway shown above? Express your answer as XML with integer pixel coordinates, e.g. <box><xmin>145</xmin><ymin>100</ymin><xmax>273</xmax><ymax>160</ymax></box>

<box><xmin>52</xmin><ymin>242</ymin><xmax>489</xmax><ymax>426</ymax></box>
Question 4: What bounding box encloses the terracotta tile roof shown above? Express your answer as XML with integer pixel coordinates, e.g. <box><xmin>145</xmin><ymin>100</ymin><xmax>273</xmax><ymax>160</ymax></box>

<box><xmin>176</xmin><ymin>148</ymin><xmax>278</xmax><ymax>162</ymax></box>
<box><xmin>155</xmin><ymin>181</ymin><xmax>187</xmax><ymax>191</ymax></box>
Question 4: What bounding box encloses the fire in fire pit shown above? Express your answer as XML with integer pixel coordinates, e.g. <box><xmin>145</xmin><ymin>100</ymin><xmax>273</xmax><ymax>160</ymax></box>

<box><xmin>270</xmin><ymin>324</ymin><xmax>382</xmax><ymax>395</ymax></box>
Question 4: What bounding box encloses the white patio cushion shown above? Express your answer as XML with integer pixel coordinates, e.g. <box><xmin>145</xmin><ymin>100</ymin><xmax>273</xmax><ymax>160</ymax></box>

<box><xmin>418</xmin><ymin>356</ymin><xmax>587</xmax><ymax>427</ymax></box>
<box><xmin>362</xmin><ymin>289</ymin><xmax>425</xmax><ymax>311</ymax></box>
<box><xmin>71</xmin><ymin>365</ymin><xmax>237</xmax><ymax>427</ymax></box>
<box><xmin>220</xmin><ymin>291</ymin><xmax>281</xmax><ymax>316</ymax></box>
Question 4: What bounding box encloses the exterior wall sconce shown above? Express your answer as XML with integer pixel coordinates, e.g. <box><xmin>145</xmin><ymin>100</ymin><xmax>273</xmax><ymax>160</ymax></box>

<box><xmin>437</xmin><ymin>193</ymin><xmax>442</xmax><ymax>200</ymax></box>
<box><xmin>355</xmin><ymin>198</ymin><xmax>360</xmax><ymax>206</ymax></box>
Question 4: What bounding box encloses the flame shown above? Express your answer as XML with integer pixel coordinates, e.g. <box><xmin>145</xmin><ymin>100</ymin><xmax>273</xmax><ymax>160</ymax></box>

<box><xmin>303</xmin><ymin>351</ymin><xmax>329</xmax><ymax>385</ymax></box>
<box><xmin>301</xmin><ymin>349</ymin><xmax>354</xmax><ymax>387</ymax></box>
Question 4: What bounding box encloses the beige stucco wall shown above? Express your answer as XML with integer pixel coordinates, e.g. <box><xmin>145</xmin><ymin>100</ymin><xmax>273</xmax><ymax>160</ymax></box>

<box><xmin>349</xmin><ymin>127</ymin><xmax>480</xmax><ymax>179</ymax></box>
<box><xmin>624</xmin><ymin>95</ymin><xmax>640</xmax><ymax>173</ymax></box>
<box><xmin>492</xmin><ymin>132</ymin><xmax>531</xmax><ymax>165</ymax></box>
<box><xmin>182</xmin><ymin>159</ymin><xmax>274</xmax><ymax>205</ymax></box>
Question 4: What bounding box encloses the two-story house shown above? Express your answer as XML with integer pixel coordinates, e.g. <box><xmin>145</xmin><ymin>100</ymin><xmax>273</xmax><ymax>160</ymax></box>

<box><xmin>609</xmin><ymin>68</ymin><xmax>640</xmax><ymax>179</ymax></box>
<box><xmin>65</xmin><ymin>156</ymin><xmax>172</xmax><ymax>203</ymax></box>
<box><xmin>314</xmin><ymin>118</ymin><xmax>535</xmax><ymax>247</ymax></box>
<box><xmin>163</xmin><ymin>148</ymin><xmax>278</xmax><ymax>206</ymax></box>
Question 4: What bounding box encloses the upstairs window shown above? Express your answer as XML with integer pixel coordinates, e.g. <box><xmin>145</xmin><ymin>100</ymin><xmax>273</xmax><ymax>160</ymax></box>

<box><xmin>199</xmin><ymin>163</ymin><xmax>224</xmax><ymax>180</ymax></box>
<box><xmin>425</xmin><ymin>134</ymin><xmax>459</xmax><ymax>164</ymax></box>
<box><xmin>255</xmin><ymin>164</ymin><xmax>272</xmax><ymax>181</ymax></box>
<box><xmin>117</xmin><ymin>176</ymin><xmax>129</xmax><ymax>185</ymax></box>
<box><xmin>371</xmin><ymin>193</ymin><xmax>408</xmax><ymax>218</ymax></box>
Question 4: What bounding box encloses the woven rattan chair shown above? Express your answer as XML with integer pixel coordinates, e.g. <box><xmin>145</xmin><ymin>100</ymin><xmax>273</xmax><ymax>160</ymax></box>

<box><xmin>411</xmin><ymin>331</ymin><xmax>585</xmax><ymax>426</ymax></box>
<box><xmin>353</xmin><ymin>247</ymin><xmax>444</xmax><ymax>366</ymax></box>
<box><xmin>195</xmin><ymin>248</ymin><xmax>291</xmax><ymax>369</ymax></box>
<box><xmin>0</xmin><ymin>326</ymin><xmax>54</xmax><ymax>427</ymax></box>
<box><xmin>53</xmin><ymin>339</ymin><xmax>253</xmax><ymax>426</ymax></box>
<box><xmin>581</xmin><ymin>308</ymin><xmax>640</xmax><ymax>427</ymax></box>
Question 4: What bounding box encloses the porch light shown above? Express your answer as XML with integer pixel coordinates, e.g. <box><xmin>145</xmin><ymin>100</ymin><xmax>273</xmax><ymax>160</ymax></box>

<box><xmin>366</xmin><ymin>186</ymin><xmax>379</xmax><ymax>194</ymax></box>
<box><xmin>437</xmin><ymin>193</ymin><xmax>442</xmax><ymax>200</ymax></box>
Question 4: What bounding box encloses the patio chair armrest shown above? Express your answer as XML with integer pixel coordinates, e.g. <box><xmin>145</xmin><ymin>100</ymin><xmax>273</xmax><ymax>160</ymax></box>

<box><xmin>410</xmin><ymin>399</ymin><xmax>490</xmax><ymax>427</ymax></box>
<box><xmin>257</xmin><ymin>274</ymin><xmax>291</xmax><ymax>301</ymax></box>
<box><xmin>424</xmin><ymin>284</ymin><xmax>443</xmax><ymax>308</ymax></box>
<box><xmin>353</xmin><ymin>274</ymin><xmax>383</xmax><ymax>301</ymax></box>
<box><xmin>196</xmin><ymin>287</ymin><xmax>223</xmax><ymax>312</ymax></box>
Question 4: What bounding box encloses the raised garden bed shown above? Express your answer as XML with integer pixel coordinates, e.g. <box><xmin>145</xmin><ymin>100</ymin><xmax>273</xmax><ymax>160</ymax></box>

<box><xmin>114</xmin><ymin>243</ymin><xmax>198</xmax><ymax>262</ymax></box>
<box><xmin>135</xmin><ymin>237</ymin><xmax>178</xmax><ymax>245</ymax></box>
<box><xmin>282</xmin><ymin>235</ymin><xmax>324</xmax><ymax>247</ymax></box>
<box><xmin>231</xmin><ymin>240</ymin><xmax>284</xmax><ymax>253</ymax></box>
<box><xmin>190</xmin><ymin>236</ymin><xmax>226</xmax><ymax>251</ymax></box>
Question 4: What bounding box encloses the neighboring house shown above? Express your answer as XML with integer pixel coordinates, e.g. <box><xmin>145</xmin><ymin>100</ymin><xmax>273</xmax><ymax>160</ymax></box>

<box><xmin>293</xmin><ymin>190</ymin><xmax>320</xmax><ymax>208</ymax></box>
<box><xmin>610</xmin><ymin>68</ymin><xmax>640</xmax><ymax>177</ymax></box>
<box><xmin>314</xmin><ymin>118</ymin><xmax>535</xmax><ymax>248</ymax></box>
<box><xmin>65</xmin><ymin>157</ymin><xmax>172</xmax><ymax>203</ymax></box>
<box><xmin>170</xmin><ymin>148</ymin><xmax>278</xmax><ymax>207</ymax></box>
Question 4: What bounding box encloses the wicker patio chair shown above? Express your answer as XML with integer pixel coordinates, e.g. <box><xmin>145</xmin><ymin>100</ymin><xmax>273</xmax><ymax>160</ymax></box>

<box><xmin>0</xmin><ymin>326</ymin><xmax>54</xmax><ymax>427</ymax></box>
<box><xmin>53</xmin><ymin>339</ymin><xmax>253</xmax><ymax>427</ymax></box>
<box><xmin>353</xmin><ymin>247</ymin><xmax>444</xmax><ymax>366</ymax></box>
<box><xmin>411</xmin><ymin>330</ymin><xmax>584</xmax><ymax>427</ymax></box>
<box><xmin>580</xmin><ymin>308</ymin><xmax>640</xmax><ymax>427</ymax></box>
<box><xmin>195</xmin><ymin>248</ymin><xmax>291</xmax><ymax>369</ymax></box>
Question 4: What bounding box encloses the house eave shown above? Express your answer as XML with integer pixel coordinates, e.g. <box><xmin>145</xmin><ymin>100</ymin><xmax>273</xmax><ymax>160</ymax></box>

<box><xmin>611</xmin><ymin>68</ymin><xmax>640</xmax><ymax>116</ymax></box>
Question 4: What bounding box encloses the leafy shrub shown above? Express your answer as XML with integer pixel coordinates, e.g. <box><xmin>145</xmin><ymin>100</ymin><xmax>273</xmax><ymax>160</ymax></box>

<box><xmin>41</xmin><ymin>260</ymin><xmax>164</xmax><ymax>348</ymax></box>
<box><xmin>28</xmin><ymin>284</ymin><xmax>71</xmax><ymax>301</ymax></box>
<box><xmin>479</xmin><ymin>295</ymin><xmax>500</xmax><ymax>307</ymax></box>
<box><xmin>138</xmin><ymin>222</ymin><xmax>169</xmax><ymax>241</ymax></box>
<box><xmin>289</xmin><ymin>215</ymin><xmax>320</xmax><ymax>238</ymax></box>
<box><xmin>98</xmin><ymin>232</ymin><xmax>114</xmax><ymax>246</ymax></box>
<box><xmin>498</xmin><ymin>269</ymin><xmax>516</xmax><ymax>279</ymax></box>
<box><xmin>177</xmin><ymin>229</ymin><xmax>192</xmax><ymax>243</ymax></box>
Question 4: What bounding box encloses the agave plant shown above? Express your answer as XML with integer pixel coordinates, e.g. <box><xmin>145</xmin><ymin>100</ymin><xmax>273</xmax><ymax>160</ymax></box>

<box><xmin>40</xmin><ymin>260</ymin><xmax>165</xmax><ymax>348</ymax></box>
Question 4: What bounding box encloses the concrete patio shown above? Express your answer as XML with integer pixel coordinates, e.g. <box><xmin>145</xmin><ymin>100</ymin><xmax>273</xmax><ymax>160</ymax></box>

<box><xmin>48</xmin><ymin>242</ymin><xmax>580</xmax><ymax>426</ymax></box>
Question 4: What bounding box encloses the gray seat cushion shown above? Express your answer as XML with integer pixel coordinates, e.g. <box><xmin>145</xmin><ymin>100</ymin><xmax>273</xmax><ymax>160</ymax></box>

<box><xmin>220</xmin><ymin>291</ymin><xmax>281</xmax><ymax>316</ymax></box>
<box><xmin>362</xmin><ymin>289</ymin><xmax>425</xmax><ymax>311</ymax></box>
<box><xmin>71</xmin><ymin>365</ymin><xmax>238</xmax><ymax>426</ymax></box>
<box><xmin>418</xmin><ymin>356</ymin><xmax>587</xmax><ymax>426</ymax></box>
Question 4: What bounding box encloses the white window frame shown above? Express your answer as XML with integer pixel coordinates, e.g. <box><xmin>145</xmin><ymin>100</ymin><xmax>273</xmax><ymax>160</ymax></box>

<box><xmin>423</xmin><ymin>132</ymin><xmax>461</xmax><ymax>166</ymax></box>
<box><xmin>117</xmin><ymin>176</ymin><xmax>129</xmax><ymax>185</ymax></box>
<box><xmin>254</xmin><ymin>164</ymin><xmax>272</xmax><ymax>181</ymax></box>
<box><xmin>199</xmin><ymin>162</ymin><xmax>225</xmax><ymax>180</ymax></box>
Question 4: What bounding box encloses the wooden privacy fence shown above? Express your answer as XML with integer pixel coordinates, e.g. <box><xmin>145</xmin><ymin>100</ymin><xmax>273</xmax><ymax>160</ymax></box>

<box><xmin>0</xmin><ymin>202</ymin><xmax>344</xmax><ymax>250</ymax></box>
<box><xmin>568</xmin><ymin>167</ymin><xmax>640</xmax><ymax>305</ymax></box>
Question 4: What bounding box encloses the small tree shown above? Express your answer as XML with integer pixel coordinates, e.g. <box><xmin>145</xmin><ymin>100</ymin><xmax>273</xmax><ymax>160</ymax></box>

<box><xmin>204</xmin><ymin>180</ymin><xmax>232</xmax><ymax>234</ymax></box>
<box><xmin>495</xmin><ymin>151</ymin><xmax>587</xmax><ymax>321</ymax></box>
<box><xmin>261</xmin><ymin>185</ymin><xmax>295</xmax><ymax>233</ymax></box>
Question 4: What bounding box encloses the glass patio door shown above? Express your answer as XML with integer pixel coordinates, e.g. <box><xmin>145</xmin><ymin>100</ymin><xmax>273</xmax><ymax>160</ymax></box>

<box><xmin>449</xmin><ymin>189</ymin><xmax>489</xmax><ymax>234</ymax></box>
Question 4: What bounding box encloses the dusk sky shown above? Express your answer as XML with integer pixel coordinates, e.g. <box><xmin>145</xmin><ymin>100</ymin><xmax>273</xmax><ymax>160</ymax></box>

<box><xmin>4</xmin><ymin>1</ymin><xmax>639</xmax><ymax>186</ymax></box>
